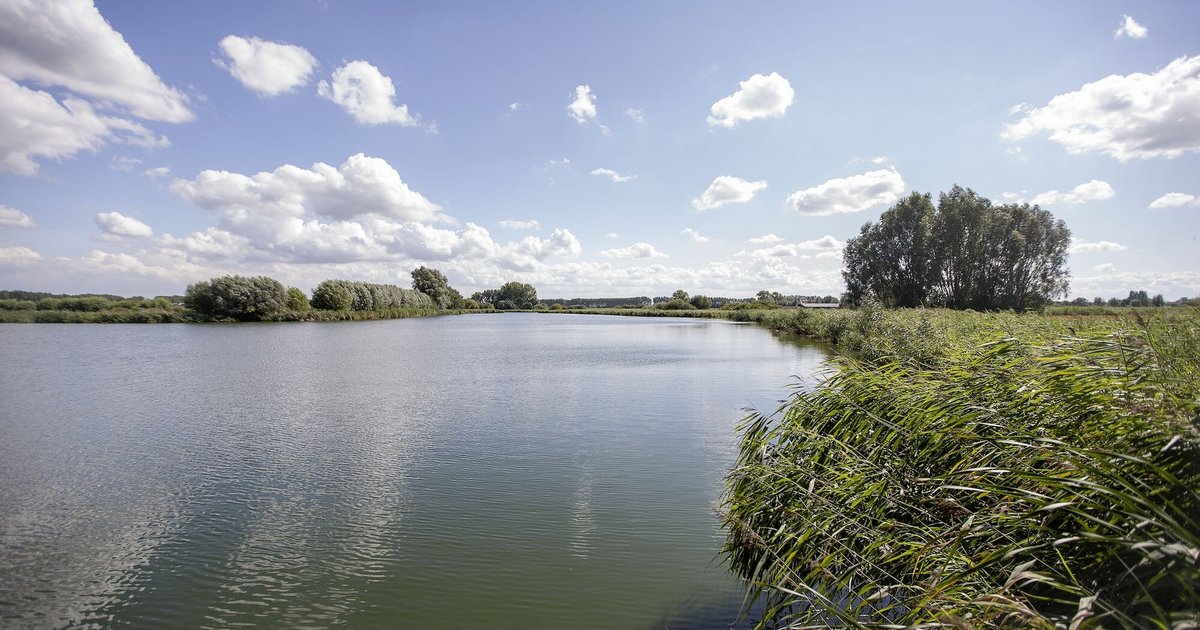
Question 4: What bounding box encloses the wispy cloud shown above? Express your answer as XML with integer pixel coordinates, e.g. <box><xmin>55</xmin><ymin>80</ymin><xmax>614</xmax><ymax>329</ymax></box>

<box><xmin>1069</xmin><ymin>237</ymin><xmax>1127</xmax><ymax>253</ymax></box>
<box><xmin>567</xmin><ymin>84</ymin><xmax>597</xmax><ymax>124</ymax></box>
<box><xmin>1114</xmin><ymin>14</ymin><xmax>1147</xmax><ymax>39</ymax></box>
<box><xmin>498</xmin><ymin>219</ymin><xmax>540</xmax><ymax>230</ymax></box>
<box><xmin>591</xmin><ymin>167</ymin><xmax>636</xmax><ymax>183</ymax></box>
<box><xmin>600</xmin><ymin>242</ymin><xmax>667</xmax><ymax>259</ymax></box>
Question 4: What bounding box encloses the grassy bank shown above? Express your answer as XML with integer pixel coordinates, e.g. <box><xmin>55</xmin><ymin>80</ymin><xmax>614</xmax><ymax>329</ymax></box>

<box><xmin>0</xmin><ymin>306</ymin><xmax>484</xmax><ymax>323</ymax></box>
<box><xmin>716</xmin><ymin>306</ymin><xmax>1200</xmax><ymax>628</ymax></box>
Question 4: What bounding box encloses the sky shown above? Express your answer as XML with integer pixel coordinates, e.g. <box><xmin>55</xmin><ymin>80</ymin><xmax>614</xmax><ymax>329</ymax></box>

<box><xmin>1</xmin><ymin>0</ymin><xmax>1198</xmax><ymax>299</ymax></box>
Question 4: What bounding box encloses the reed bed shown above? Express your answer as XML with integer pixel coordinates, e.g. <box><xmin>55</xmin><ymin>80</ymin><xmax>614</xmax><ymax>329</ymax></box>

<box><xmin>722</xmin><ymin>308</ymin><xmax>1200</xmax><ymax>628</ymax></box>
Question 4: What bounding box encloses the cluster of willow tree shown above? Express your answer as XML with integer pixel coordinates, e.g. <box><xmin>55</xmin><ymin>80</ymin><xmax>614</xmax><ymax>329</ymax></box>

<box><xmin>469</xmin><ymin>281</ymin><xmax>538</xmax><ymax>310</ymax></box>
<box><xmin>184</xmin><ymin>266</ymin><xmax>470</xmax><ymax>320</ymax></box>
<box><xmin>843</xmin><ymin>185</ymin><xmax>1071</xmax><ymax>311</ymax></box>
<box><xmin>309</xmin><ymin>280</ymin><xmax>434</xmax><ymax>311</ymax></box>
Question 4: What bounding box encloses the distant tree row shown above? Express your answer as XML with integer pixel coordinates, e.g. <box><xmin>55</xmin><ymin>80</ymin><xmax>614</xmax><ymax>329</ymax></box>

<box><xmin>0</xmin><ymin>295</ymin><xmax>175</xmax><ymax>312</ymax></box>
<box><xmin>843</xmin><ymin>186</ymin><xmax>1071</xmax><ymax>311</ymax></box>
<box><xmin>1064</xmin><ymin>291</ymin><xmax>1180</xmax><ymax>308</ymax></box>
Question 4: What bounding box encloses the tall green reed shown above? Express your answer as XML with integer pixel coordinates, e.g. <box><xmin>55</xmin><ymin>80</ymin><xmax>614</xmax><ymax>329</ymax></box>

<box><xmin>723</xmin><ymin>310</ymin><xmax>1199</xmax><ymax>628</ymax></box>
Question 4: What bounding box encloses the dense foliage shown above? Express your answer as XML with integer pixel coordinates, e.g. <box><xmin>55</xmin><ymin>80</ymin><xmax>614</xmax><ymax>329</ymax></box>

<box><xmin>471</xmin><ymin>281</ymin><xmax>538</xmax><ymax>310</ymax></box>
<box><xmin>285</xmin><ymin>287</ymin><xmax>310</xmax><ymax>312</ymax></box>
<box><xmin>309</xmin><ymin>280</ymin><xmax>434</xmax><ymax>311</ymax></box>
<box><xmin>184</xmin><ymin>275</ymin><xmax>287</xmax><ymax>320</ymax></box>
<box><xmin>843</xmin><ymin>186</ymin><xmax>1071</xmax><ymax>311</ymax></box>
<box><xmin>411</xmin><ymin>266</ymin><xmax>464</xmax><ymax>309</ymax></box>
<box><xmin>722</xmin><ymin>307</ymin><xmax>1200</xmax><ymax>628</ymax></box>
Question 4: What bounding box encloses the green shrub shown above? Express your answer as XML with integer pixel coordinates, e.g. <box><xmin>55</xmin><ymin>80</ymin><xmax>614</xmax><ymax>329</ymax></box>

<box><xmin>285</xmin><ymin>287</ymin><xmax>310</xmax><ymax>311</ymax></box>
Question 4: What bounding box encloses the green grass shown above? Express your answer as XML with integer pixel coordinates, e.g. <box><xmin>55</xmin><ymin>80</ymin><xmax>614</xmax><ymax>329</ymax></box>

<box><xmin>720</xmin><ymin>307</ymin><xmax>1200</xmax><ymax>628</ymax></box>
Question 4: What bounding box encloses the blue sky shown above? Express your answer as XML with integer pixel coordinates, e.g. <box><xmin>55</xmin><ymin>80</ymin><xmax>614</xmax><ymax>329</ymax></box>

<box><xmin>1</xmin><ymin>0</ymin><xmax>1198</xmax><ymax>298</ymax></box>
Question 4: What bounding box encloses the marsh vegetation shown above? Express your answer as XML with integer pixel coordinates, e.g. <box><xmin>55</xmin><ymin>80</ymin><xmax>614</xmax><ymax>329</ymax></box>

<box><xmin>720</xmin><ymin>306</ymin><xmax>1200</xmax><ymax>628</ymax></box>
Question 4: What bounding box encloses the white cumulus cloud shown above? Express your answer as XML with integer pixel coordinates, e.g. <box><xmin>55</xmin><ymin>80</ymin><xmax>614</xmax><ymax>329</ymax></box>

<box><xmin>0</xmin><ymin>204</ymin><xmax>36</xmax><ymax>228</ymax></box>
<box><xmin>498</xmin><ymin>219</ymin><xmax>541</xmax><ymax>230</ymax></box>
<box><xmin>1003</xmin><ymin>54</ymin><xmax>1200</xmax><ymax>160</ymax></box>
<box><xmin>600</xmin><ymin>243</ymin><xmax>667</xmax><ymax>259</ymax></box>
<box><xmin>707</xmin><ymin>72</ymin><xmax>794</xmax><ymax>128</ymax></box>
<box><xmin>591</xmin><ymin>167</ymin><xmax>636</xmax><ymax>183</ymax></box>
<box><xmin>0</xmin><ymin>75</ymin><xmax>168</xmax><ymax>175</ymax></box>
<box><xmin>786</xmin><ymin>169</ymin><xmax>905</xmax><ymax>216</ymax></box>
<box><xmin>1030</xmin><ymin>180</ymin><xmax>1115</xmax><ymax>206</ymax></box>
<box><xmin>0</xmin><ymin>0</ymin><xmax>192</xmax><ymax>123</ymax></box>
<box><xmin>1069</xmin><ymin>238</ymin><xmax>1127</xmax><ymax>253</ymax></box>
<box><xmin>1149</xmin><ymin>192</ymin><xmax>1199</xmax><ymax>209</ymax></box>
<box><xmin>692</xmin><ymin>176</ymin><xmax>768</xmax><ymax>211</ymax></box>
<box><xmin>0</xmin><ymin>245</ymin><xmax>42</xmax><ymax>267</ymax></box>
<box><xmin>1115</xmin><ymin>15</ymin><xmax>1148</xmax><ymax>39</ymax></box>
<box><xmin>681</xmin><ymin>228</ymin><xmax>709</xmax><ymax>243</ymax></box>
<box><xmin>96</xmin><ymin>211</ymin><xmax>153</xmax><ymax>238</ymax></box>
<box><xmin>157</xmin><ymin>154</ymin><xmax>583</xmax><ymax>276</ymax></box>
<box><xmin>568</xmin><ymin>84</ymin><xmax>597</xmax><ymax>124</ymax></box>
<box><xmin>318</xmin><ymin>61</ymin><xmax>424</xmax><ymax>127</ymax></box>
<box><xmin>217</xmin><ymin>35</ymin><xmax>317</xmax><ymax>97</ymax></box>
<box><xmin>625</xmin><ymin>107</ymin><xmax>644</xmax><ymax>123</ymax></box>
<box><xmin>142</xmin><ymin>166</ymin><xmax>170</xmax><ymax>179</ymax></box>
<box><xmin>171</xmin><ymin>153</ymin><xmax>447</xmax><ymax>225</ymax></box>
<box><xmin>505</xmin><ymin>229</ymin><xmax>582</xmax><ymax>269</ymax></box>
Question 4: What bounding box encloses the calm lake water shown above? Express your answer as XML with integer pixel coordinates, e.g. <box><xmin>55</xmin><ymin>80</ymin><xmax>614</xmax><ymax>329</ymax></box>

<box><xmin>0</xmin><ymin>313</ymin><xmax>829</xmax><ymax>628</ymax></box>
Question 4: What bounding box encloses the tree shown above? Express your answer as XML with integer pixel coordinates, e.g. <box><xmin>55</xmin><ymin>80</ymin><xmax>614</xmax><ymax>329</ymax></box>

<box><xmin>672</xmin><ymin>289</ymin><xmax>690</xmax><ymax>301</ymax></box>
<box><xmin>285</xmin><ymin>287</ymin><xmax>310</xmax><ymax>311</ymax></box>
<box><xmin>983</xmin><ymin>202</ymin><xmax>1071</xmax><ymax>311</ymax></box>
<box><xmin>311</xmin><ymin>280</ymin><xmax>434</xmax><ymax>310</ymax></box>
<box><xmin>1152</xmin><ymin>294</ymin><xmax>1165</xmax><ymax>307</ymax></box>
<box><xmin>690</xmin><ymin>294</ymin><xmax>712</xmax><ymax>309</ymax></box>
<box><xmin>311</xmin><ymin>280</ymin><xmax>353</xmax><ymax>311</ymax></box>
<box><xmin>496</xmin><ymin>282</ymin><xmax>538</xmax><ymax>309</ymax></box>
<box><xmin>843</xmin><ymin>186</ymin><xmax>1071</xmax><ymax>311</ymax></box>
<box><xmin>470</xmin><ymin>289</ymin><xmax>500</xmax><ymax>306</ymax></box>
<box><xmin>932</xmin><ymin>186</ymin><xmax>991</xmax><ymax>309</ymax></box>
<box><xmin>411</xmin><ymin>266</ymin><xmax>462</xmax><ymax>309</ymax></box>
<box><xmin>184</xmin><ymin>275</ymin><xmax>287</xmax><ymax>320</ymax></box>
<box><xmin>843</xmin><ymin>192</ymin><xmax>938</xmax><ymax>308</ymax></box>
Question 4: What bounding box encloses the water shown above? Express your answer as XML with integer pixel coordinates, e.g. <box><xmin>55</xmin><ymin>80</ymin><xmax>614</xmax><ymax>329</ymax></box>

<box><xmin>0</xmin><ymin>313</ymin><xmax>829</xmax><ymax>628</ymax></box>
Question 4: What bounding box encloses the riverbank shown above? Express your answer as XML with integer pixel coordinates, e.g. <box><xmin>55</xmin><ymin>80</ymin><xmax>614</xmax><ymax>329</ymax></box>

<box><xmin>541</xmin><ymin>305</ymin><xmax>1185</xmax><ymax>362</ymax></box>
